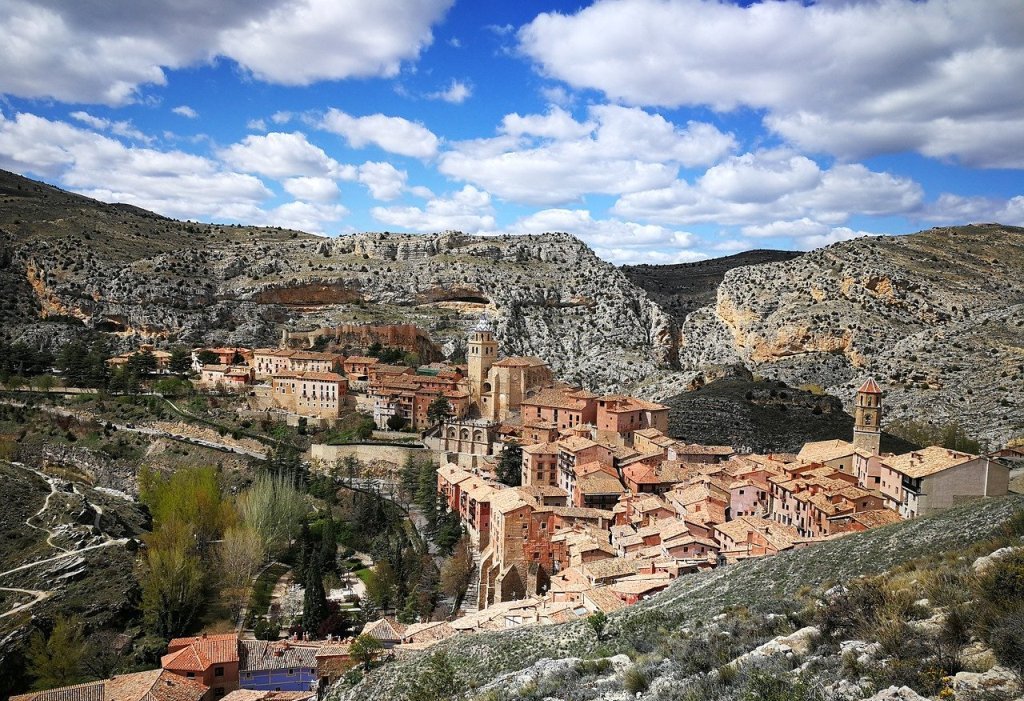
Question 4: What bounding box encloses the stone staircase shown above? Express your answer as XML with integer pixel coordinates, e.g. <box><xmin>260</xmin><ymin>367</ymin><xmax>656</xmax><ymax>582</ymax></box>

<box><xmin>458</xmin><ymin>548</ymin><xmax>482</xmax><ymax>615</ymax></box>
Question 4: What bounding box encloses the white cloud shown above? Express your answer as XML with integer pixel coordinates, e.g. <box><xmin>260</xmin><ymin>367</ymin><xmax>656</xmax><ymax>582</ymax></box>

<box><xmin>920</xmin><ymin>193</ymin><xmax>1024</xmax><ymax>225</ymax></box>
<box><xmin>594</xmin><ymin>247</ymin><xmax>707</xmax><ymax>266</ymax></box>
<box><xmin>172</xmin><ymin>105</ymin><xmax>198</xmax><ymax>118</ymax></box>
<box><xmin>357</xmin><ymin>161</ymin><xmax>407</xmax><ymax>201</ymax></box>
<box><xmin>519</xmin><ymin>0</ymin><xmax>1024</xmax><ymax>167</ymax></box>
<box><xmin>0</xmin><ymin>111</ymin><xmax>271</xmax><ymax>221</ymax></box>
<box><xmin>263</xmin><ymin>200</ymin><xmax>348</xmax><ymax>234</ymax></box>
<box><xmin>439</xmin><ymin>104</ymin><xmax>735</xmax><ymax>206</ymax></box>
<box><xmin>511</xmin><ymin>208</ymin><xmax>697</xmax><ymax>251</ymax></box>
<box><xmin>218</xmin><ymin>131</ymin><xmax>346</xmax><ymax>179</ymax></box>
<box><xmin>282</xmin><ymin>176</ymin><xmax>340</xmax><ymax>203</ymax></box>
<box><xmin>428</xmin><ymin>79</ymin><xmax>472</xmax><ymax>104</ymax></box>
<box><xmin>613</xmin><ymin>151</ymin><xmax>923</xmax><ymax>227</ymax></box>
<box><xmin>371</xmin><ymin>185</ymin><xmax>495</xmax><ymax>233</ymax></box>
<box><xmin>69</xmin><ymin>110</ymin><xmax>152</xmax><ymax>143</ymax></box>
<box><xmin>246</xmin><ymin>118</ymin><xmax>267</xmax><ymax>132</ymax></box>
<box><xmin>318</xmin><ymin>109</ymin><xmax>440</xmax><ymax>158</ymax></box>
<box><xmin>0</xmin><ymin>0</ymin><xmax>453</xmax><ymax>104</ymax></box>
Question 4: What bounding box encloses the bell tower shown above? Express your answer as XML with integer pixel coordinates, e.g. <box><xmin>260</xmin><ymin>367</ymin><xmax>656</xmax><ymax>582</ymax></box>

<box><xmin>467</xmin><ymin>317</ymin><xmax>497</xmax><ymax>403</ymax></box>
<box><xmin>853</xmin><ymin>377</ymin><xmax>883</xmax><ymax>455</ymax></box>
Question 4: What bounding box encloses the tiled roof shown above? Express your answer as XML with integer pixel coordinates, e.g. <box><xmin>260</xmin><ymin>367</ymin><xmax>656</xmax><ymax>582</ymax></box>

<box><xmin>558</xmin><ymin>436</ymin><xmax>599</xmax><ymax>452</ymax></box>
<box><xmin>584</xmin><ymin>586</ymin><xmax>629</xmax><ymax>613</ymax></box>
<box><xmin>858</xmin><ymin>377</ymin><xmax>882</xmax><ymax>394</ymax></box>
<box><xmin>343</xmin><ymin>356</ymin><xmax>378</xmax><ymax>364</ymax></box>
<box><xmin>576</xmin><ymin>471</ymin><xmax>625</xmax><ymax>495</ymax></box>
<box><xmin>360</xmin><ymin>617</ymin><xmax>407</xmax><ymax>643</ymax></box>
<box><xmin>522</xmin><ymin>441</ymin><xmax>560</xmax><ymax>455</ymax></box>
<box><xmin>489</xmin><ymin>489</ymin><xmax>532</xmax><ymax>514</ymax></box>
<box><xmin>521</xmin><ymin>387</ymin><xmax>593</xmax><ymax>411</ymax></box>
<box><xmin>882</xmin><ymin>446</ymin><xmax>978</xmax><ymax>478</ymax></box>
<box><xmin>798</xmin><ymin>440</ymin><xmax>856</xmax><ymax>463</ymax></box>
<box><xmin>164</xmin><ymin>633</ymin><xmax>239</xmax><ymax>670</ymax></box>
<box><xmin>13</xmin><ymin>670</ymin><xmax>209</xmax><ymax>701</ymax></box>
<box><xmin>239</xmin><ymin>640</ymin><xmax>318</xmax><ymax>672</ymax></box>
<box><xmin>847</xmin><ymin>509</ymin><xmax>903</xmax><ymax>528</ymax></box>
<box><xmin>10</xmin><ymin>682</ymin><xmax>106</xmax><ymax>701</ymax></box>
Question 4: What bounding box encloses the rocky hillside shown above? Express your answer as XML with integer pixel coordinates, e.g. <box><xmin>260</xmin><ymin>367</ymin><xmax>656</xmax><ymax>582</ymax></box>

<box><xmin>332</xmin><ymin>495</ymin><xmax>1024</xmax><ymax>701</ymax></box>
<box><xmin>622</xmin><ymin>249</ymin><xmax>801</xmax><ymax>326</ymax></box>
<box><xmin>644</xmin><ymin>224</ymin><xmax>1024</xmax><ymax>448</ymax></box>
<box><xmin>0</xmin><ymin>170</ymin><xmax>673</xmax><ymax>393</ymax></box>
<box><xmin>663</xmin><ymin>370</ymin><xmax>917</xmax><ymax>454</ymax></box>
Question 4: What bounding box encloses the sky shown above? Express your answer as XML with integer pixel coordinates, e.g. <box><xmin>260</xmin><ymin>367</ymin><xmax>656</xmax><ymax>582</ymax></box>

<box><xmin>0</xmin><ymin>0</ymin><xmax>1022</xmax><ymax>266</ymax></box>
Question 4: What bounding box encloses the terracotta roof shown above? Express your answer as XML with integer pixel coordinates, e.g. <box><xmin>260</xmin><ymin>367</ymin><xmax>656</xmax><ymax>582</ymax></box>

<box><xmin>13</xmin><ymin>670</ymin><xmax>210</xmax><ymax>701</ymax></box>
<box><xmin>314</xmin><ymin>644</ymin><xmax>352</xmax><ymax>658</ymax></box>
<box><xmin>343</xmin><ymin>356</ymin><xmax>379</xmax><ymax>364</ymax></box>
<box><xmin>360</xmin><ymin>618</ymin><xmax>407</xmax><ymax>643</ymax></box>
<box><xmin>847</xmin><ymin>509</ymin><xmax>903</xmax><ymax>528</ymax></box>
<box><xmin>10</xmin><ymin>682</ymin><xmax>106</xmax><ymax>701</ymax></box>
<box><xmin>858</xmin><ymin>377</ymin><xmax>882</xmax><ymax>394</ymax></box>
<box><xmin>489</xmin><ymin>489</ymin><xmax>532</xmax><ymax>514</ymax></box>
<box><xmin>882</xmin><ymin>446</ymin><xmax>978</xmax><ymax>478</ymax></box>
<box><xmin>239</xmin><ymin>640</ymin><xmax>318</xmax><ymax>672</ymax></box>
<box><xmin>584</xmin><ymin>585</ymin><xmax>629</xmax><ymax>613</ymax></box>
<box><xmin>522</xmin><ymin>441</ymin><xmax>560</xmax><ymax>455</ymax></box>
<box><xmin>558</xmin><ymin>436</ymin><xmax>599</xmax><ymax>452</ymax></box>
<box><xmin>521</xmin><ymin>387</ymin><xmax>593</xmax><ymax>411</ymax></box>
<box><xmin>273</xmin><ymin>371</ymin><xmax>346</xmax><ymax>382</ymax></box>
<box><xmin>164</xmin><ymin>633</ymin><xmax>239</xmax><ymax>670</ymax></box>
<box><xmin>798</xmin><ymin>439</ymin><xmax>856</xmax><ymax>464</ymax></box>
<box><xmin>576</xmin><ymin>471</ymin><xmax>625</xmax><ymax>495</ymax></box>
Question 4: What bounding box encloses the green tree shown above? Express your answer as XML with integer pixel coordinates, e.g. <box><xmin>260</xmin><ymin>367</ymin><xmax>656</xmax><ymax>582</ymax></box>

<box><xmin>349</xmin><ymin>634</ymin><xmax>383</xmax><ymax>670</ymax></box>
<box><xmin>439</xmin><ymin>537</ymin><xmax>474</xmax><ymax>601</ymax></box>
<box><xmin>426</xmin><ymin>395</ymin><xmax>452</xmax><ymax>427</ymax></box>
<box><xmin>302</xmin><ymin>559</ymin><xmax>329</xmax><ymax>633</ymax></box>
<box><xmin>168</xmin><ymin>347</ymin><xmax>192</xmax><ymax>374</ymax></box>
<box><xmin>216</xmin><ymin>525</ymin><xmax>265</xmax><ymax>618</ymax></box>
<box><xmin>587</xmin><ymin>611</ymin><xmax>608</xmax><ymax>641</ymax></box>
<box><xmin>496</xmin><ymin>440</ymin><xmax>523</xmax><ymax>487</ymax></box>
<box><xmin>237</xmin><ymin>471</ymin><xmax>309</xmax><ymax>556</ymax></box>
<box><xmin>139</xmin><ymin>466</ymin><xmax>235</xmax><ymax>549</ymax></box>
<box><xmin>127</xmin><ymin>350</ymin><xmax>158</xmax><ymax>375</ymax></box>
<box><xmin>386</xmin><ymin>413</ymin><xmax>408</xmax><ymax>431</ymax></box>
<box><xmin>320</xmin><ymin>516</ymin><xmax>338</xmax><ymax>573</ymax></box>
<box><xmin>196</xmin><ymin>349</ymin><xmax>219</xmax><ymax>366</ymax></box>
<box><xmin>26</xmin><ymin>615</ymin><xmax>86</xmax><ymax>689</ymax></box>
<box><xmin>32</xmin><ymin>374</ymin><xmax>58</xmax><ymax>393</ymax></box>
<box><xmin>139</xmin><ymin>537</ymin><xmax>206</xmax><ymax>638</ymax></box>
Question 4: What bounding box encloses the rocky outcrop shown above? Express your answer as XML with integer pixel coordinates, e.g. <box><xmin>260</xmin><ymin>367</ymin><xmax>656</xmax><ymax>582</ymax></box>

<box><xmin>0</xmin><ymin>171</ymin><xmax>674</xmax><ymax>394</ymax></box>
<box><xmin>662</xmin><ymin>224</ymin><xmax>1024</xmax><ymax>446</ymax></box>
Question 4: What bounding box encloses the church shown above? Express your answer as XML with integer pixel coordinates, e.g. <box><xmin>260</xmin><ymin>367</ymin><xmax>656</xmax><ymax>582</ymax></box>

<box><xmin>466</xmin><ymin>317</ymin><xmax>553</xmax><ymax>422</ymax></box>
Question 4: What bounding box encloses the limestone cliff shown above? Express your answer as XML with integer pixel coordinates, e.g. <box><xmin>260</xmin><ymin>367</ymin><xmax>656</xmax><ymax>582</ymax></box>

<box><xmin>656</xmin><ymin>224</ymin><xmax>1024</xmax><ymax>447</ymax></box>
<box><xmin>0</xmin><ymin>170</ymin><xmax>674</xmax><ymax>394</ymax></box>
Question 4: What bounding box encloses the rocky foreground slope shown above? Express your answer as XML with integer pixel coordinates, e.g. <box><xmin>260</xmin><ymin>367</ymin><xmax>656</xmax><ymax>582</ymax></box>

<box><xmin>332</xmin><ymin>495</ymin><xmax>1024</xmax><ymax>701</ymax></box>
<box><xmin>0</xmin><ymin>170</ymin><xmax>673</xmax><ymax>392</ymax></box>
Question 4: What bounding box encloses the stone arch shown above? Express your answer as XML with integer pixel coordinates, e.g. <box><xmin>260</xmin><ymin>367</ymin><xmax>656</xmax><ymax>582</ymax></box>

<box><xmin>447</xmin><ymin>428</ymin><xmax>457</xmax><ymax>439</ymax></box>
<box><xmin>473</xmin><ymin>430</ymin><xmax>483</xmax><ymax>442</ymax></box>
<box><xmin>483</xmin><ymin>381</ymin><xmax>492</xmax><ymax>393</ymax></box>
<box><xmin>460</xmin><ymin>429</ymin><xmax>470</xmax><ymax>440</ymax></box>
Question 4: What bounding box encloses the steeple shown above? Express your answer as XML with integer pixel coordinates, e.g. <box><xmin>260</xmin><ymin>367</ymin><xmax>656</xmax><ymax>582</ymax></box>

<box><xmin>853</xmin><ymin>377</ymin><xmax>882</xmax><ymax>455</ymax></box>
<box><xmin>467</xmin><ymin>316</ymin><xmax>497</xmax><ymax>403</ymax></box>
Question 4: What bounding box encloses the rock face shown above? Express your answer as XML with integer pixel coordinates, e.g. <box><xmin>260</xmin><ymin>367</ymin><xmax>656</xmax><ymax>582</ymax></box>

<box><xmin>660</xmin><ymin>224</ymin><xmax>1024</xmax><ymax>447</ymax></box>
<box><xmin>0</xmin><ymin>170</ymin><xmax>674</xmax><ymax>394</ymax></box>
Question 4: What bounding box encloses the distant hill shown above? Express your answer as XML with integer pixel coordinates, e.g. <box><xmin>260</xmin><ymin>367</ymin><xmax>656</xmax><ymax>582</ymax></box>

<box><xmin>622</xmin><ymin>250</ymin><xmax>802</xmax><ymax>326</ymax></box>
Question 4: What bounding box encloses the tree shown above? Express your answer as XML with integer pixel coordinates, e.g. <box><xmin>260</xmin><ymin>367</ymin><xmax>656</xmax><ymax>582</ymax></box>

<box><xmin>32</xmin><ymin>374</ymin><xmax>58</xmax><ymax>393</ymax></box>
<box><xmin>439</xmin><ymin>537</ymin><xmax>474</xmax><ymax>601</ymax></box>
<box><xmin>139</xmin><ymin>466</ymin><xmax>235</xmax><ymax>550</ymax></box>
<box><xmin>365</xmin><ymin>561</ymin><xmax>396</xmax><ymax>611</ymax></box>
<box><xmin>320</xmin><ymin>516</ymin><xmax>338</xmax><ymax>573</ymax></box>
<box><xmin>168</xmin><ymin>347</ymin><xmax>192</xmax><ymax>375</ymax></box>
<box><xmin>196</xmin><ymin>349</ymin><xmax>219</xmax><ymax>366</ymax></box>
<box><xmin>587</xmin><ymin>611</ymin><xmax>608</xmax><ymax>641</ymax></box>
<box><xmin>349</xmin><ymin>634</ymin><xmax>383</xmax><ymax>670</ymax></box>
<box><xmin>81</xmin><ymin>629</ymin><xmax>126</xmax><ymax>680</ymax></box>
<box><xmin>216</xmin><ymin>526</ymin><xmax>265</xmax><ymax>618</ymax></box>
<box><xmin>302</xmin><ymin>560</ymin><xmax>329</xmax><ymax>634</ymax></box>
<box><xmin>497</xmin><ymin>440</ymin><xmax>523</xmax><ymax>487</ymax></box>
<box><xmin>237</xmin><ymin>471</ymin><xmax>308</xmax><ymax>556</ymax></box>
<box><xmin>26</xmin><ymin>615</ymin><xmax>86</xmax><ymax>689</ymax></box>
<box><xmin>426</xmin><ymin>395</ymin><xmax>452</xmax><ymax>427</ymax></box>
<box><xmin>386</xmin><ymin>413</ymin><xmax>408</xmax><ymax>431</ymax></box>
<box><xmin>127</xmin><ymin>350</ymin><xmax>158</xmax><ymax>375</ymax></box>
<box><xmin>140</xmin><ymin>535</ymin><xmax>206</xmax><ymax>638</ymax></box>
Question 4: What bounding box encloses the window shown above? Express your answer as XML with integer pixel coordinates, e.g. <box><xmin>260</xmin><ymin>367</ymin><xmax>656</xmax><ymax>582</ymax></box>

<box><xmin>288</xmin><ymin>668</ymin><xmax>295</xmax><ymax>676</ymax></box>
<box><xmin>215</xmin><ymin>666</ymin><xmax>224</xmax><ymax>677</ymax></box>
<box><xmin>186</xmin><ymin>673</ymin><xmax>195</xmax><ymax>679</ymax></box>
<box><xmin>245</xmin><ymin>673</ymin><xmax>251</xmax><ymax>679</ymax></box>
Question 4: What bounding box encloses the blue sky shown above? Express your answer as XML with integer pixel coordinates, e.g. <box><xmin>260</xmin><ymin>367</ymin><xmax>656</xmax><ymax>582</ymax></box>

<box><xmin>0</xmin><ymin>0</ymin><xmax>1021</xmax><ymax>264</ymax></box>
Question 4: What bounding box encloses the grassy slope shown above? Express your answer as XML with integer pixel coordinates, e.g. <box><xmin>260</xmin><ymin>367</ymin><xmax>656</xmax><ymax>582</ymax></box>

<box><xmin>335</xmin><ymin>494</ymin><xmax>1024</xmax><ymax>701</ymax></box>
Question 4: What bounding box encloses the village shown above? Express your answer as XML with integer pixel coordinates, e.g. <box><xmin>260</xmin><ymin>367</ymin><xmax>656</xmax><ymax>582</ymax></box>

<box><xmin>11</xmin><ymin>319</ymin><xmax>1020</xmax><ymax>701</ymax></box>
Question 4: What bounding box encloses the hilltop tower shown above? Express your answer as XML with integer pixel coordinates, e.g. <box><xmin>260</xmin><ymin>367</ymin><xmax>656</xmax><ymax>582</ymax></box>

<box><xmin>853</xmin><ymin>377</ymin><xmax>883</xmax><ymax>455</ymax></box>
<box><xmin>467</xmin><ymin>317</ymin><xmax>498</xmax><ymax>403</ymax></box>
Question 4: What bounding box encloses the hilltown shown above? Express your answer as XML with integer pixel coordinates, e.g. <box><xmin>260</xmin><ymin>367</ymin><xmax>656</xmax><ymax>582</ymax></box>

<box><xmin>17</xmin><ymin>320</ymin><xmax>1015</xmax><ymax>701</ymax></box>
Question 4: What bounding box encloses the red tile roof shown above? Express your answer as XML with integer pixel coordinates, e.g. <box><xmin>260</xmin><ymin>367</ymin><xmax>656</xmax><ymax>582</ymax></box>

<box><xmin>858</xmin><ymin>377</ymin><xmax>882</xmax><ymax>394</ymax></box>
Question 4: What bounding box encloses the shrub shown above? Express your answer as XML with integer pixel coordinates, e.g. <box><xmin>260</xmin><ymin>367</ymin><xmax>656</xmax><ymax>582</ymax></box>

<box><xmin>623</xmin><ymin>666</ymin><xmax>649</xmax><ymax>694</ymax></box>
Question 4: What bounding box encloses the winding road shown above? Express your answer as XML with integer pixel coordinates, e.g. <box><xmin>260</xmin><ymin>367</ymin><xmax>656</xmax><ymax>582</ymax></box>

<box><xmin>0</xmin><ymin>461</ymin><xmax>129</xmax><ymax>620</ymax></box>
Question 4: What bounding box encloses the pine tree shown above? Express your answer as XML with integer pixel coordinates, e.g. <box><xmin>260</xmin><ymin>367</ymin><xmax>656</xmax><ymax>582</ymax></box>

<box><xmin>320</xmin><ymin>516</ymin><xmax>337</xmax><ymax>574</ymax></box>
<box><xmin>302</xmin><ymin>559</ymin><xmax>329</xmax><ymax>635</ymax></box>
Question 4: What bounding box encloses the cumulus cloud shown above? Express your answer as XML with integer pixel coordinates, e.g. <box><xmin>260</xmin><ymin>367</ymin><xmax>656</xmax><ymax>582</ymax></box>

<box><xmin>318</xmin><ymin>109</ymin><xmax>440</xmax><ymax>158</ymax></box>
<box><xmin>262</xmin><ymin>200</ymin><xmax>348</xmax><ymax>234</ymax></box>
<box><xmin>920</xmin><ymin>193</ymin><xmax>1024</xmax><ymax>225</ymax></box>
<box><xmin>217</xmin><ymin>131</ymin><xmax>349</xmax><ymax>179</ymax></box>
<box><xmin>0</xmin><ymin>0</ymin><xmax>453</xmax><ymax>104</ymax></box>
<box><xmin>428</xmin><ymin>80</ymin><xmax>472</xmax><ymax>104</ymax></box>
<box><xmin>371</xmin><ymin>185</ymin><xmax>495</xmax><ymax>233</ymax></box>
<box><xmin>518</xmin><ymin>0</ymin><xmax>1024</xmax><ymax>167</ymax></box>
<box><xmin>357</xmin><ymin>161</ymin><xmax>407</xmax><ymax>201</ymax></box>
<box><xmin>613</xmin><ymin>150</ymin><xmax>923</xmax><ymax>227</ymax></box>
<box><xmin>0</xmin><ymin>111</ymin><xmax>271</xmax><ymax>221</ymax></box>
<box><xmin>512</xmin><ymin>208</ymin><xmax>696</xmax><ymax>249</ymax></box>
<box><xmin>282</xmin><ymin>176</ymin><xmax>340</xmax><ymax>203</ymax></box>
<box><xmin>69</xmin><ymin>110</ymin><xmax>151</xmax><ymax>143</ymax></box>
<box><xmin>439</xmin><ymin>104</ymin><xmax>735</xmax><ymax>206</ymax></box>
<box><xmin>172</xmin><ymin>105</ymin><xmax>198</xmax><ymax>118</ymax></box>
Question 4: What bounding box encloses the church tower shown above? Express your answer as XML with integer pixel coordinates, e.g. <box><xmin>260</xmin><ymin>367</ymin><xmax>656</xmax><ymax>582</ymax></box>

<box><xmin>853</xmin><ymin>377</ymin><xmax>883</xmax><ymax>455</ymax></box>
<box><xmin>467</xmin><ymin>317</ymin><xmax>497</xmax><ymax>403</ymax></box>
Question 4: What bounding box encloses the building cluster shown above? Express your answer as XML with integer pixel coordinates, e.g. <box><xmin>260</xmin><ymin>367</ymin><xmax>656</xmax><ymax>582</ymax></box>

<box><xmin>12</xmin><ymin>633</ymin><xmax>356</xmax><ymax>701</ymax></box>
<box><xmin>425</xmin><ymin>330</ymin><xmax>1013</xmax><ymax>633</ymax></box>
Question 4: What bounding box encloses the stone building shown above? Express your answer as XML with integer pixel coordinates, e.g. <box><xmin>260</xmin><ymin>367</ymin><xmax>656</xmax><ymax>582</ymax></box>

<box><xmin>466</xmin><ymin>318</ymin><xmax>553</xmax><ymax>422</ymax></box>
<box><xmin>852</xmin><ymin>377</ymin><xmax>882</xmax><ymax>455</ymax></box>
<box><xmin>270</xmin><ymin>371</ymin><xmax>348</xmax><ymax>419</ymax></box>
